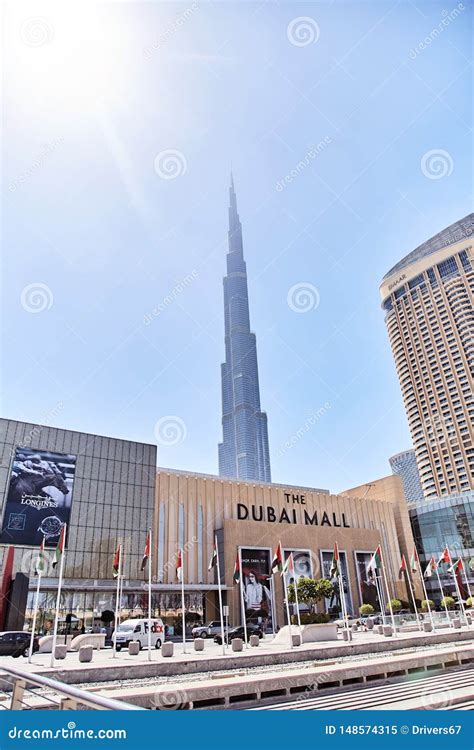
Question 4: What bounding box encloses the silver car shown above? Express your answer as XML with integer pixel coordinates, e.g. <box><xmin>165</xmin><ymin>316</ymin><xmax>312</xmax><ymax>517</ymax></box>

<box><xmin>191</xmin><ymin>621</ymin><xmax>223</xmax><ymax>639</ymax></box>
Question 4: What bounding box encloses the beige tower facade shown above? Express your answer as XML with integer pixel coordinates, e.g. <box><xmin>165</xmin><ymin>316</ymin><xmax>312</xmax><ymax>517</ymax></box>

<box><xmin>380</xmin><ymin>215</ymin><xmax>474</xmax><ymax>500</ymax></box>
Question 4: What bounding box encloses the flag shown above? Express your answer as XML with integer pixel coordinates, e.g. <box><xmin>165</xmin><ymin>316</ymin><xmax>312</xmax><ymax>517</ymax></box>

<box><xmin>141</xmin><ymin>531</ymin><xmax>150</xmax><ymax>571</ymax></box>
<box><xmin>176</xmin><ymin>548</ymin><xmax>182</xmax><ymax>582</ymax></box>
<box><xmin>410</xmin><ymin>546</ymin><xmax>420</xmax><ymax>573</ymax></box>
<box><xmin>35</xmin><ymin>538</ymin><xmax>46</xmax><ymax>576</ymax></box>
<box><xmin>233</xmin><ymin>552</ymin><xmax>240</xmax><ymax>584</ymax></box>
<box><xmin>112</xmin><ymin>544</ymin><xmax>121</xmax><ymax>579</ymax></box>
<box><xmin>439</xmin><ymin>546</ymin><xmax>452</xmax><ymax>566</ymax></box>
<box><xmin>52</xmin><ymin>525</ymin><xmax>66</xmax><ymax>569</ymax></box>
<box><xmin>398</xmin><ymin>554</ymin><xmax>407</xmax><ymax>579</ymax></box>
<box><xmin>271</xmin><ymin>542</ymin><xmax>283</xmax><ymax>573</ymax></box>
<box><xmin>449</xmin><ymin>558</ymin><xmax>463</xmax><ymax>574</ymax></box>
<box><xmin>282</xmin><ymin>552</ymin><xmax>294</xmax><ymax>578</ymax></box>
<box><xmin>424</xmin><ymin>556</ymin><xmax>437</xmax><ymax>579</ymax></box>
<box><xmin>367</xmin><ymin>545</ymin><xmax>382</xmax><ymax>578</ymax></box>
<box><xmin>329</xmin><ymin>542</ymin><xmax>340</xmax><ymax>578</ymax></box>
<box><xmin>208</xmin><ymin>537</ymin><xmax>218</xmax><ymax>571</ymax></box>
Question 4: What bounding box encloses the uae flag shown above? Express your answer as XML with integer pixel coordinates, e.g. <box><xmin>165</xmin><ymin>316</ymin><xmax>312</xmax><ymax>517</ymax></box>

<box><xmin>449</xmin><ymin>558</ymin><xmax>463</xmax><ymax>574</ymax></box>
<box><xmin>282</xmin><ymin>551</ymin><xmax>294</xmax><ymax>578</ymax></box>
<box><xmin>35</xmin><ymin>538</ymin><xmax>46</xmax><ymax>576</ymax></box>
<box><xmin>141</xmin><ymin>531</ymin><xmax>150</xmax><ymax>571</ymax></box>
<box><xmin>233</xmin><ymin>552</ymin><xmax>240</xmax><ymax>584</ymax></box>
<box><xmin>271</xmin><ymin>542</ymin><xmax>283</xmax><ymax>573</ymax></box>
<box><xmin>176</xmin><ymin>549</ymin><xmax>182</xmax><ymax>582</ymax></box>
<box><xmin>439</xmin><ymin>546</ymin><xmax>452</xmax><ymax>566</ymax></box>
<box><xmin>112</xmin><ymin>544</ymin><xmax>122</xmax><ymax>579</ymax></box>
<box><xmin>52</xmin><ymin>525</ymin><xmax>66</xmax><ymax>569</ymax></box>
<box><xmin>367</xmin><ymin>545</ymin><xmax>382</xmax><ymax>579</ymax></box>
<box><xmin>410</xmin><ymin>546</ymin><xmax>420</xmax><ymax>574</ymax></box>
<box><xmin>329</xmin><ymin>542</ymin><xmax>340</xmax><ymax>578</ymax></box>
<box><xmin>398</xmin><ymin>554</ymin><xmax>408</xmax><ymax>579</ymax></box>
<box><xmin>424</xmin><ymin>556</ymin><xmax>437</xmax><ymax>579</ymax></box>
<box><xmin>208</xmin><ymin>537</ymin><xmax>218</xmax><ymax>571</ymax></box>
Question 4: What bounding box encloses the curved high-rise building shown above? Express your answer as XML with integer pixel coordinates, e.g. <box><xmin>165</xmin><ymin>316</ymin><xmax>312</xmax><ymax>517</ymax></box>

<box><xmin>380</xmin><ymin>214</ymin><xmax>474</xmax><ymax>500</ymax></box>
<box><xmin>389</xmin><ymin>449</ymin><xmax>424</xmax><ymax>505</ymax></box>
<box><xmin>218</xmin><ymin>175</ymin><xmax>271</xmax><ymax>482</ymax></box>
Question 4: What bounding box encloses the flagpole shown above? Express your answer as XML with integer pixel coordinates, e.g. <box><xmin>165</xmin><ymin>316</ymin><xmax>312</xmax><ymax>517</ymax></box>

<box><xmin>28</xmin><ymin>572</ymin><xmax>42</xmax><ymax>664</ymax></box>
<box><xmin>238</xmin><ymin>548</ymin><xmax>249</xmax><ymax>649</ymax></box>
<box><xmin>461</xmin><ymin>559</ymin><xmax>473</xmax><ymax>600</ymax></box>
<box><xmin>447</xmin><ymin>547</ymin><xmax>467</xmax><ymax>624</ymax></box>
<box><xmin>374</xmin><ymin>573</ymin><xmax>386</xmax><ymax>626</ymax></box>
<box><xmin>215</xmin><ymin>536</ymin><xmax>226</xmax><ymax>657</ymax></box>
<box><xmin>380</xmin><ymin>548</ymin><xmax>397</xmax><ymax>634</ymax></box>
<box><xmin>269</xmin><ymin>576</ymin><xmax>276</xmax><ymax>637</ymax></box>
<box><xmin>419</xmin><ymin>561</ymin><xmax>436</xmax><ymax>631</ymax></box>
<box><xmin>147</xmin><ymin>529</ymin><xmax>152</xmax><ymax>661</ymax></box>
<box><xmin>289</xmin><ymin>554</ymin><xmax>302</xmax><ymax>641</ymax></box>
<box><xmin>112</xmin><ymin>543</ymin><xmax>122</xmax><ymax>659</ymax></box>
<box><xmin>279</xmin><ymin>542</ymin><xmax>293</xmax><ymax>649</ymax></box>
<box><xmin>435</xmin><ymin>563</ymin><xmax>451</xmax><ymax>626</ymax></box>
<box><xmin>180</xmin><ymin>548</ymin><xmax>187</xmax><ymax>655</ymax></box>
<box><xmin>50</xmin><ymin>543</ymin><xmax>66</xmax><ymax>668</ymax></box>
<box><xmin>404</xmin><ymin>563</ymin><xmax>421</xmax><ymax>631</ymax></box>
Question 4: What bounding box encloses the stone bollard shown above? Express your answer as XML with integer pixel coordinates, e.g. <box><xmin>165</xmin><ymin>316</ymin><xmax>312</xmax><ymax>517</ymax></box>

<box><xmin>128</xmin><ymin>641</ymin><xmax>140</xmax><ymax>656</ymax></box>
<box><xmin>383</xmin><ymin>625</ymin><xmax>393</xmax><ymax>637</ymax></box>
<box><xmin>466</xmin><ymin>615</ymin><xmax>472</xmax><ymax>626</ymax></box>
<box><xmin>292</xmin><ymin>634</ymin><xmax>301</xmax><ymax>647</ymax></box>
<box><xmin>351</xmin><ymin>623</ymin><xmax>358</xmax><ymax>633</ymax></box>
<box><xmin>452</xmin><ymin>617</ymin><xmax>461</xmax><ymax>629</ymax></box>
<box><xmin>161</xmin><ymin>641</ymin><xmax>174</xmax><ymax>658</ymax></box>
<box><xmin>422</xmin><ymin>621</ymin><xmax>432</xmax><ymax>633</ymax></box>
<box><xmin>342</xmin><ymin>629</ymin><xmax>353</xmax><ymax>642</ymax></box>
<box><xmin>366</xmin><ymin>618</ymin><xmax>374</xmax><ymax>630</ymax></box>
<box><xmin>375</xmin><ymin>625</ymin><xmax>384</xmax><ymax>635</ymax></box>
<box><xmin>194</xmin><ymin>638</ymin><xmax>205</xmax><ymax>652</ymax></box>
<box><xmin>79</xmin><ymin>645</ymin><xmax>93</xmax><ymax>663</ymax></box>
<box><xmin>54</xmin><ymin>645</ymin><xmax>67</xmax><ymax>660</ymax></box>
<box><xmin>231</xmin><ymin>638</ymin><xmax>243</xmax><ymax>652</ymax></box>
<box><xmin>249</xmin><ymin>634</ymin><xmax>259</xmax><ymax>647</ymax></box>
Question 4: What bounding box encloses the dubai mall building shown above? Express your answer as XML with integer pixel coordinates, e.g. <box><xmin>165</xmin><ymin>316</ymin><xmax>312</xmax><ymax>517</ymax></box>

<box><xmin>0</xmin><ymin>417</ymin><xmax>422</xmax><ymax>635</ymax></box>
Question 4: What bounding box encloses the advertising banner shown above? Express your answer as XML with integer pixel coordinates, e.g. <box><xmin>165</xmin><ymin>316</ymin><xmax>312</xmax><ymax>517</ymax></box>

<box><xmin>240</xmin><ymin>547</ymin><xmax>274</xmax><ymax>631</ymax></box>
<box><xmin>321</xmin><ymin>549</ymin><xmax>352</xmax><ymax>614</ymax></box>
<box><xmin>355</xmin><ymin>551</ymin><xmax>381</xmax><ymax>611</ymax></box>
<box><xmin>0</xmin><ymin>447</ymin><xmax>76</xmax><ymax>547</ymax></box>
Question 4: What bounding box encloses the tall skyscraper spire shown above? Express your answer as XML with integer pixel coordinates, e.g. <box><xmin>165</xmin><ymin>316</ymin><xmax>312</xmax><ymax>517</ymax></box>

<box><xmin>218</xmin><ymin>175</ymin><xmax>271</xmax><ymax>482</ymax></box>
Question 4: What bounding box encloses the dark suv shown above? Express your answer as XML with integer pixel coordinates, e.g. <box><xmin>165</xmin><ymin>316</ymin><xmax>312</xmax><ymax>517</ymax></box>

<box><xmin>214</xmin><ymin>624</ymin><xmax>263</xmax><ymax>645</ymax></box>
<box><xmin>0</xmin><ymin>631</ymin><xmax>39</xmax><ymax>658</ymax></box>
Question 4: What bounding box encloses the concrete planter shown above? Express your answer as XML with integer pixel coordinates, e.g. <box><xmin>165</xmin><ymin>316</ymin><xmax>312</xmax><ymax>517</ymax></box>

<box><xmin>161</xmin><ymin>641</ymin><xmax>174</xmax><ymax>658</ymax></box>
<box><xmin>452</xmin><ymin>617</ymin><xmax>461</xmax><ymax>629</ymax></box>
<box><xmin>422</xmin><ymin>621</ymin><xmax>433</xmax><ymax>632</ymax></box>
<box><xmin>79</xmin><ymin>645</ymin><xmax>93</xmax><ymax>663</ymax></box>
<box><xmin>128</xmin><ymin>641</ymin><xmax>140</xmax><ymax>656</ymax></box>
<box><xmin>249</xmin><ymin>635</ymin><xmax>259</xmax><ymax>647</ymax></box>
<box><xmin>383</xmin><ymin>625</ymin><xmax>393</xmax><ymax>637</ymax></box>
<box><xmin>300</xmin><ymin>623</ymin><xmax>338</xmax><ymax>643</ymax></box>
<box><xmin>194</xmin><ymin>638</ymin><xmax>205</xmax><ymax>652</ymax></box>
<box><xmin>54</xmin><ymin>645</ymin><xmax>67</xmax><ymax>660</ymax></box>
<box><xmin>231</xmin><ymin>638</ymin><xmax>243</xmax><ymax>652</ymax></box>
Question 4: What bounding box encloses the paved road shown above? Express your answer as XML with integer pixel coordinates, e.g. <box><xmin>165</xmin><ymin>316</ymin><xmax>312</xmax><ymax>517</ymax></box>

<box><xmin>251</xmin><ymin>667</ymin><xmax>474</xmax><ymax>710</ymax></box>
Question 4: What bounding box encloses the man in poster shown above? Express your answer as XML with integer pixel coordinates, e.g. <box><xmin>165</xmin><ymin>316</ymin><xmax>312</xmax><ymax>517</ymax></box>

<box><xmin>241</xmin><ymin>548</ymin><xmax>274</xmax><ymax>631</ymax></box>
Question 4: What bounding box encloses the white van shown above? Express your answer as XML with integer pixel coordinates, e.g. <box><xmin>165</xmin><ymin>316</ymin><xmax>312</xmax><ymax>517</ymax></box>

<box><xmin>113</xmin><ymin>618</ymin><xmax>164</xmax><ymax>651</ymax></box>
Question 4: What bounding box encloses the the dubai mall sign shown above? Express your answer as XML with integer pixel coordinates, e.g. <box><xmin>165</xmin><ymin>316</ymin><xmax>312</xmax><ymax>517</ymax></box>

<box><xmin>236</xmin><ymin>492</ymin><xmax>350</xmax><ymax>528</ymax></box>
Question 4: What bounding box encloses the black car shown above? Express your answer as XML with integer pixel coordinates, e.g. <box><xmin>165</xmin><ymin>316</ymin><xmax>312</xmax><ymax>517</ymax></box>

<box><xmin>0</xmin><ymin>631</ymin><xmax>39</xmax><ymax>658</ymax></box>
<box><xmin>214</xmin><ymin>624</ymin><xmax>263</xmax><ymax>645</ymax></box>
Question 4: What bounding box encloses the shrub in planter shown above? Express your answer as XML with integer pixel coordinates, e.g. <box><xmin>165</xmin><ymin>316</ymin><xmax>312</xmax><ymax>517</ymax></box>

<box><xmin>385</xmin><ymin>598</ymin><xmax>402</xmax><ymax>613</ymax></box>
<box><xmin>359</xmin><ymin>604</ymin><xmax>375</xmax><ymax>617</ymax></box>
<box><xmin>288</xmin><ymin>578</ymin><xmax>334</xmax><ymax>613</ymax></box>
<box><xmin>421</xmin><ymin>599</ymin><xmax>435</xmax><ymax>612</ymax></box>
<box><xmin>441</xmin><ymin>596</ymin><xmax>456</xmax><ymax>610</ymax></box>
<box><xmin>466</xmin><ymin>597</ymin><xmax>473</xmax><ymax>608</ymax></box>
<box><xmin>291</xmin><ymin>612</ymin><xmax>331</xmax><ymax>625</ymax></box>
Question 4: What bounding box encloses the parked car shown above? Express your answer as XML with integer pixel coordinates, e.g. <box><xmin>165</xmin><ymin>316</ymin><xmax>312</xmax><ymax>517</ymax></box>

<box><xmin>214</xmin><ymin>624</ymin><xmax>263</xmax><ymax>645</ymax></box>
<box><xmin>334</xmin><ymin>615</ymin><xmax>359</xmax><ymax>628</ymax></box>
<box><xmin>0</xmin><ymin>631</ymin><xmax>39</xmax><ymax>658</ymax></box>
<box><xmin>112</xmin><ymin>618</ymin><xmax>164</xmax><ymax>651</ymax></box>
<box><xmin>192</xmin><ymin>621</ymin><xmax>224</xmax><ymax>639</ymax></box>
<box><xmin>359</xmin><ymin>614</ymin><xmax>383</xmax><ymax>627</ymax></box>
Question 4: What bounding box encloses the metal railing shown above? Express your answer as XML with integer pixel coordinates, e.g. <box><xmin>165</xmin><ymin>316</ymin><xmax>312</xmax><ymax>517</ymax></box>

<box><xmin>0</xmin><ymin>663</ymin><xmax>145</xmax><ymax>711</ymax></box>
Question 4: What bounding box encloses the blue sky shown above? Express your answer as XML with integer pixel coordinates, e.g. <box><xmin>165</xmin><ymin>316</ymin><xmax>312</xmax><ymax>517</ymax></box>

<box><xmin>3</xmin><ymin>0</ymin><xmax>472</xmax><ymax>493</ymax></box>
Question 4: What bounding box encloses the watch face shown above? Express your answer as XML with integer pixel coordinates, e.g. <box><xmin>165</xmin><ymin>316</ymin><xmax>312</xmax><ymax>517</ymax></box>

<box><xmin>38</xmin><ymin>515</ymin><xmax>64</xmax><ymax>540</ymax></box>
